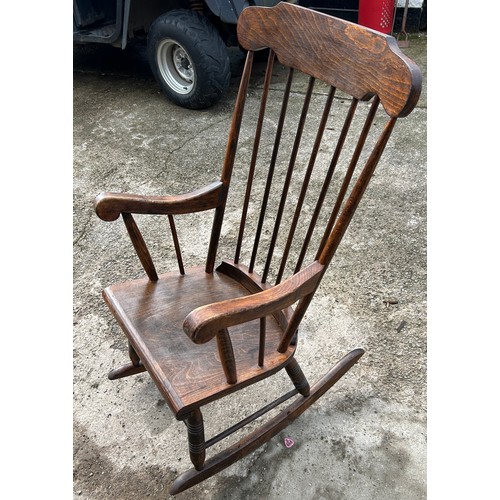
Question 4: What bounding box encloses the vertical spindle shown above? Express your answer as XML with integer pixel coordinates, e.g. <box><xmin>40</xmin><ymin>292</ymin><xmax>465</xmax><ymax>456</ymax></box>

<box><xmin>261</xmin><ymin>76</ymin><xmax>316</xmax><ymax>283</ymax></box>
<box><xmin>249</xmin><ymin>67</ymin><xmax>295</xmax><ymax>274</ymax></box>
<box><xmin>168</xmin><ymin>214</ymin><xmax>185</xmax><ymax>275</ymax></box>
<box><xmin>235</xmin><ymin>50</ymin><xmax>276</xmax><ymax>264</ymax></box>
<box><xmin>276</xmin><ymin>86</ymin><xmax>336</xmax><ymax>284</ymax></box>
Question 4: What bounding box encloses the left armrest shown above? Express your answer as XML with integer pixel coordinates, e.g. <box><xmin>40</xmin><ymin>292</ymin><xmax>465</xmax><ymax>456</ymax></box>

<box><xmin>94</xmin><ymin>180</ymin><xmax>224</xmax><ymax>221</ymax></box>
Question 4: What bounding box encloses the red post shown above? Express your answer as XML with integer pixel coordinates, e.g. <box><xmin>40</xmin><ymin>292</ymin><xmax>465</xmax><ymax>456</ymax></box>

<box><xmin>358</xmin><ymin>0</ymin><xmax>394</xmax><ymax>34</ymax></box>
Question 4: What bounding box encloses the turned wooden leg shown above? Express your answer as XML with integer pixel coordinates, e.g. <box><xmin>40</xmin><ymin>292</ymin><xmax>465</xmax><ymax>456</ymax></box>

<box><xmin>285</xmin><ymin>358</ymin><xmax>310</xmax><ymax>396</ymax></box>
<box><xmin>171</xmin><ymin>349</ymin><xmax>365</xmax><ymax>495</ymax></box>
<box><xmin>108</xmin><ymin>342</ymin><xmax>146</xmax><ymax>380</ymax></box>
<box><xmin>186</xmin><ymin>408</ymin><xmax>206</xmax><ymax>470</ymax></box>
<box><xmin>128</xmin><ymin>343</ymin><xmax>141</xmax><ymax>366</ymax></box>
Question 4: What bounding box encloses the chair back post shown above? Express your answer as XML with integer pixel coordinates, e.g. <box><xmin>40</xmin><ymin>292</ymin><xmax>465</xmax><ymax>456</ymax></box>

<box><xmin>205</xmin><ymin>51</ymin><xmax>255</xmax><ymax>273</ymax></box>
<box><xmin>317</xmin><ymin>116</ymin><xmax>398</xmax><ymax>269</ymax></box>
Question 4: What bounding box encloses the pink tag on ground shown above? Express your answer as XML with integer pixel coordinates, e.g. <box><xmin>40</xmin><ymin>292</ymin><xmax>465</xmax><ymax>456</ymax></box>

<box><xmin>284</xmin><ymin>437</ymin><xmax>295</xmax><ymax>448</ymax></box>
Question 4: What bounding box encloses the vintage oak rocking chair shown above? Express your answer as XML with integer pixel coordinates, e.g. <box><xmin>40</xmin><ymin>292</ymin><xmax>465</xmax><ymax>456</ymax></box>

<box><xmin>94</xmin><ymin>2</ymin><xmax>421</xmax><ymax>495</ymax></box>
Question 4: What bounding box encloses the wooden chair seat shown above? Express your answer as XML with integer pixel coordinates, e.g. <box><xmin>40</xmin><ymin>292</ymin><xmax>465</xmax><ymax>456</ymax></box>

<box><xmin>103</xmin><ymin>263</ymin><xmax>295</xmax><ymax>419</ymax></box>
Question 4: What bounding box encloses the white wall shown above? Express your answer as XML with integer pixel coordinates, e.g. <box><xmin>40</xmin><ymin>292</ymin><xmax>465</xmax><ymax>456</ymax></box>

<box><xmin>397</xmin><ymin>0</ymin><xmax>424</xmax><ymax>7</ymax></box>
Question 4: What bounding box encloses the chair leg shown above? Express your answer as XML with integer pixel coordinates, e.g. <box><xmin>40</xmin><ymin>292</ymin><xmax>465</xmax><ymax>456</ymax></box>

<box><xmin>285</xmin><ymin>358</ymin><xmax>310</xmax><ymax>396</ymax></box>
<box><xmin>170</xmin><ymin>348</ymin><xmax>364</xmax><ymax>495</ymax></box>
<box><xmin>186</xmin><ymin>408</ymin><xmax>206</xmax><ymax>470</ymax></box>
<box><xmin>108</xmin><ymin>342</ymin><xmax>146</xmax><ymax>380</ymax></box>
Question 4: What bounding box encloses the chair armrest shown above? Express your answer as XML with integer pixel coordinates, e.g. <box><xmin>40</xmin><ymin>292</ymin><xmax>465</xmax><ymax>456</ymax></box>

<box><xmin>183</xmin><ymin>261</ymin><xmax>324</xmax><ymax>344</ymax></box>
<box><xmin>94</xmin><ymin>180</ymin><xmax>224</xmax><ymax>221</ymax></box>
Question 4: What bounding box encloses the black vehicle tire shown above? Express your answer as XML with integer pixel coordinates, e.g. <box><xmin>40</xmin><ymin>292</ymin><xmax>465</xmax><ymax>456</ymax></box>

<box><xmin>147</xmin><ymin>9</ymin><xmax>231</xmax><ymax>109</ymax></box>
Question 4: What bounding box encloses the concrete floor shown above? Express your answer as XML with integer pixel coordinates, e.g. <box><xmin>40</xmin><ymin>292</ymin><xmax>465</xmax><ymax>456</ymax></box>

<box><xmin>73</xmin><ymin>31</ymin><xmax>427</xmax><ymax>499</ymax></box>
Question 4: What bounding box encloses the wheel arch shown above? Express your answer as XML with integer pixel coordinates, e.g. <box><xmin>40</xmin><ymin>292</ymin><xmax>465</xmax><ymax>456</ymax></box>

<box><xmin>124</xmin><ymin>0</ymin><xmax>193</xmax><ymax>47</ymax></box>
<box><xmin>124</xmin><ymin>0</ymin><xmax>257</xmax><ymax>48</ymax></box>
<box><xmin>203</xmin><ymin>0</ymin><xmax>240</xmax><ymax>24</ymax></box>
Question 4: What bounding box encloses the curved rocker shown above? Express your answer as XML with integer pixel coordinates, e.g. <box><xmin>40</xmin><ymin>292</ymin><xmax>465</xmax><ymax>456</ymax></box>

<box><xmin>170</xmin><ymin>348</ymin><xmax>364</xmax><ymax>495</ymax></box>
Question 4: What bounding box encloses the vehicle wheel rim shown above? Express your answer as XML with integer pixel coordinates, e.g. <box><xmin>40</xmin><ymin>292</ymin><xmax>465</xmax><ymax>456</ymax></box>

<box><xmin>156</xmin><ymin>39</ymin><xmax>195</xmax><ymax>95</ymax></box>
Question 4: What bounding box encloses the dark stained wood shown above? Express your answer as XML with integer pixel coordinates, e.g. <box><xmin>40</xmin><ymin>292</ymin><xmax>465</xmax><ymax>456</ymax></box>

<box><xmin>276</xmin><ymin>85</ymin><xmax>336</xmax><ymax>284</ymax></box>
<box><xmin>186</xmin><ymin>409</ymin><xmax>206</xmax><ymax>470</ymax></box>
<box><xmin>258</xmin><ymin>317</ymin><xmax>266</xmax><ymax>367</ymax></box>
<box><xmin>107</xmin><ymin>361</ymin><xmax>146</xmax><ymax>380</ymax></box>
<box><xmin>285</xmin><ymin>358</ymin><xmax>310</xmax><ymax>396</ymax></box>
<box><xmin>129</xmin><ymin>342</ymin><xmax>141</xmax><ymax>366</ymax></box>
<box><xmin>216</xmin><ymin>328</ymin><xmax>237</xmax><ymax>384</ymax></box>
<box><xmin>205</xmin><ymin>388</ymin><xmax>298</xmax><ymax>449</ymax></box>
<box><xmin>261</xmin><ymin>75</ymin><xmax>316</xmax><ymax>283</ymax></box>
<box><xmin>318</xmin><ymin>117</ymin><xmax>398</xmax><ymax>267</ymax></box>
<box><xmin>122</xmin><ymin>212</ymin><xmax>158</xmax><ymax>281</ymax></box>
<box><xmin>295</xmin><ymin>98</ymin><xmax>358</xmax><ymax>273</ymax></box>
<box><xmin>206</xmin><ymin>50</ymin><xmax>255</xmax><ymax>273</ymax></box>
<box><xmin>94</xmin><ymin>3</ymin><xmax>422</xmax><ymax>494</ymax></box>
<box><xmin>249</xmin><ymin>66</ymin><xmax>294</xmax><ymax>274</ymax></box>
<box><xmin>215</xmin><ymin>259</ymin><xmax>294</xmax><ymax>331</ymax></box>
<box><xmin>219</xmin><ymin>50</ymin><xmax>254</xmax><ymax>186</ymax></box>
<box><xmin>102</xmin><ymin>266</ymin><xmax>297</xmax><ymax>418</ymax></box>
<box><xmin>94</xmin><ymin>180</ymin><xmax>224</xmax><ymax>221</ymax></box>
<box><xmin>183</xmin><ymin>261</ymin><xmax>324</xmax><ymax>344</ymax></box>
<box><xmin>170</xmin><ymin>348</ymin><xmax>364</xmax><ymax>495</ymax></box>
<box><xmin>235</xmin><ymin>49</ymin><xmax>276</xmax><ymax>265</ymax></box>
<box><xmin>237</xmin><ymin>2</ymin><xmax>421</xmax><ymax>117</ymax></box>
<box><xmin>316</xmin><ymin>96</ymin><xmax>380</xmax><ymax>260</ymax></box>
<box><xmin>106</xmin><ymin>342</ymin><xmax>144</xmax><ymax>380</ymax></box>
<box><xmin>167</xmin><ymin>214</ymin><xmax>185</xmax><ymax>275</ymax></box>
<box><xmin>277</xmin><ymin>291</ymin><xmax>317</xmax><ymax>354</ymax></box>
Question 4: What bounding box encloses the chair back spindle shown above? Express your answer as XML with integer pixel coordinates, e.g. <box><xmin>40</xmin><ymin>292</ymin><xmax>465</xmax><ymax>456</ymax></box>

<box><xmin>260</xmin><ymin>75</ymin><xmax>316</xmax><ymax>284</ymax></box>
<box><xmin>122</xmin><ymin>212</ymin><xmax>159</xmax><ymax>281</ymax></box>
<box><xmin>234</xmin><ymin>50</ymin><xmax>276</xmax><ymax>265</ymax></box>
<box><xmin>276</xmin><ymin>84</ymin><xmax>336</xmax><ymax>285</ymax></box>
<box><xmin>248</xmin><ymin>66</ymin><xmax>295</xmax><ymax>274</ymax></box>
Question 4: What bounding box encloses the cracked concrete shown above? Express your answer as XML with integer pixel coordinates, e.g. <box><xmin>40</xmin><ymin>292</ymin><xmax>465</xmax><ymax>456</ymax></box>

<box><xmin>74</xmin><ymin>33</ymin><xmax>427</xmax><ymax>499</ymax></box>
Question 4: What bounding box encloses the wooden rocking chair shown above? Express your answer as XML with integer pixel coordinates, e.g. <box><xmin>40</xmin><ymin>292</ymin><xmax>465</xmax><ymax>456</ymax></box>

<box><xmin>94</xmin><ymin>2</ymin><xmax>422</xmax><ymax>495</ymax></box>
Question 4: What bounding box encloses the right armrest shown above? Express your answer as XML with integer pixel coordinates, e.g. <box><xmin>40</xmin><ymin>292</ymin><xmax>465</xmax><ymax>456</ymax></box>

<box><xmin>94</xmin><ymin>180</ymin><xmax>224</xmax><ymax>221</ymax></box>
<box><xmin>183</xmin><ymin>261</ymin><xmax>324</xmax><ymax>344</ymax></box>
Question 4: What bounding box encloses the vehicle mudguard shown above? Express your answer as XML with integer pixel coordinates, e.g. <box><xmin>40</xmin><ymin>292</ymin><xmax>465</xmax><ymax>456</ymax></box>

<box><xmin>204</xmin><ymin>0</ymin><xmax>286</xmax><ymax>25</ymax></box>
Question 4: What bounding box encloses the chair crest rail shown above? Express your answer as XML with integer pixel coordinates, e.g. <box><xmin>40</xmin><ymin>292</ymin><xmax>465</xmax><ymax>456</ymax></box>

<box><xmin>237</xmin><ymin>3</ymin><xmax>421</xmax><ymax>117</ymax></box>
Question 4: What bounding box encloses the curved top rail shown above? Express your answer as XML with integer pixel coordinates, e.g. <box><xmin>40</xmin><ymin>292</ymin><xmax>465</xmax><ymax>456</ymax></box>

<box><xmin>237</xmin><ymin>3</ymin><xmax>421</xmax><ymax>117</ymax></box>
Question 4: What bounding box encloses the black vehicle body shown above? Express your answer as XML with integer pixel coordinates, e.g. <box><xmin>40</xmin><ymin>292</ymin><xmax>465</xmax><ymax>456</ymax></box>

<box><xmin>73</xmin><ymin>0</ymin><xmax>269</xmax><ymax>48</ymax></box>
<box><xmin>73</xmin><ymin>0</ymin><xmax>285</xmax><ymax>108</ymax></box>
